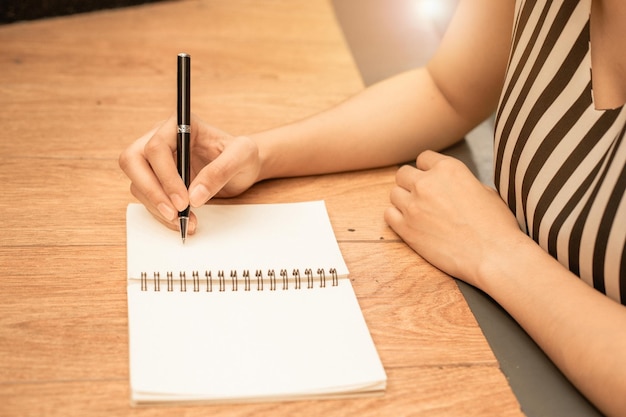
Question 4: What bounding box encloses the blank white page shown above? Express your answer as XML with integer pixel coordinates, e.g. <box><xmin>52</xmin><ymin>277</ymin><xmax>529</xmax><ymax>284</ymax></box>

<box><xmin>126</xmin><ymin>201</ymin><xmax>348</xmax><ymax>279</ymax></box>
<box><xmin>125</xmin><ymin>201</ymin><xmax>386</xmax><ymax>404</ymax></box>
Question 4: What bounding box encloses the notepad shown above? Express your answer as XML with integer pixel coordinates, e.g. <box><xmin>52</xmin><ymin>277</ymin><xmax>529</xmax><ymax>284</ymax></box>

<box><xmin>125</xmin><ymin>201</ymin><xmax>386</xmax><ymax>405</ymax></box>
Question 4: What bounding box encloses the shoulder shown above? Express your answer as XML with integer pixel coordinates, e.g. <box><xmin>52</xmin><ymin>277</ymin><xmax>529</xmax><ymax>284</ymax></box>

<box><xmin>426</xmin><ymin>0</ymin><xmax>517</xmax><ymax>122</ymax></box>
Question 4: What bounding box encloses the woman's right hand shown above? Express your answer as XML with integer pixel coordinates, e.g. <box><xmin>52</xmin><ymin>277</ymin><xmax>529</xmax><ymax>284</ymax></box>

<box><xmin>118</xmin><ymin>113</ymin><xmax>261</xmax><ymax>234</ymax></box>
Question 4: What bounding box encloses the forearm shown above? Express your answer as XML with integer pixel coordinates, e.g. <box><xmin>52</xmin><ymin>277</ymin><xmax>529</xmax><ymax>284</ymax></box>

<box><xmin>252</xmin><ymin>68</ymin><xmax>480</xmax><ymax>181</ymax></box>
<box><xmin>249</xmin><ymin>0</ymin><xmax>515</xmax><ymax>181</ymax></box>
<box><xmin>481</xmin><ymin>235</ymin><xmax>626</xmax><ymax>417</ymax></box>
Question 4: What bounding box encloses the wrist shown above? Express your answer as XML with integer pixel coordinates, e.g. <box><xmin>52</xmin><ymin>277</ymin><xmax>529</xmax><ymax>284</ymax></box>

<box><xmin>474</xmin><ymin>230</ymin><xmax>538</xmax><ymax>294</ymax></box>
<box><xmin>250</xmin><ymin>131</ymin><xmax>275</xmax><ymax>182</ymax></box>
<box><xmin>475</xmin><ymin>229</ymin><xmax>573</xmax><ymax>309</ymax></box>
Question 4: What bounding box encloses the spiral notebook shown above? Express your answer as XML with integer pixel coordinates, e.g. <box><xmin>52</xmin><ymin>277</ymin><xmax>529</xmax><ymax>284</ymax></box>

<box><xmin>125</xmin><ymin>201</ymin><xmax>386</xmax><ymax>405</ymax></box>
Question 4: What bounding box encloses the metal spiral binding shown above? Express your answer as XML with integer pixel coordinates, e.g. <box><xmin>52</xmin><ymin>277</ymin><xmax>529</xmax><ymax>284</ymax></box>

<box><xmin>139</xmin><ymin>268</ymin><xmax>339</xmax><ymax>292</ymax></box>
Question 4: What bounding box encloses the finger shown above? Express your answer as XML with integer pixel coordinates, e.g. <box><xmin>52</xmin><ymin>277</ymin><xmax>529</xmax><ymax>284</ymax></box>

<box><xmin>383</xmin><ymin>205</ymin><xmax>405</xmax><ymax>232</ymax></box>
<box><xmin>395</xmin><ymin>164</ymin><xmax>421</xmax><ymax>192</ymax></box>
<box><xmin>415</xmin><ymin>150</ymin><xmax>448</xmax><ymax>170</ymax></box>
<box><xmin>143</xmin><ymin>115</ymin><xmax>189</xmax><ymax>212</ymax></box>
<box><xmin>119</xmin><ymin>128</ymin><xmax>179</xmax><ymax>222</ymax></box>
<box><xmin>130</xmin><ymin>182</ymin><xmax>179</xmax><ymax>229</ymax></box>
<box><xmin>388</xmin><ymin>184</ymin><xmax>411</xmax><ymax>214</ymax></box>
<box><xmin>130</xmin><ymin>183</ymin><xmax>198</xmax><ymax>235</ymax></box>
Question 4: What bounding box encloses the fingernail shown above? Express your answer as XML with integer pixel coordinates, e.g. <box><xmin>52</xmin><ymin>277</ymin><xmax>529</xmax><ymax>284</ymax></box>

<box><xmin>157</xmin><ymin>203</ymin><xmax>177</xmax><ymax>221</ymax></box>
<box><xmin>189</xmin><ymin>185</ymin><xmax>210</xmax><ymax>207</ymax></box>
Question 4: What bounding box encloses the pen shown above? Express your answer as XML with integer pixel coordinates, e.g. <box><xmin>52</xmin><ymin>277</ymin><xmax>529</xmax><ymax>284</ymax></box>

<box><xmin>177</xmin><ymin>53</ymin><xmax>191</xmax><ymax>243</ymax></box>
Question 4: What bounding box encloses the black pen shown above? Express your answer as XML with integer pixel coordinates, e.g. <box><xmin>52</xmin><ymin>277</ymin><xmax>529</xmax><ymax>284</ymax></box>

<box><xmin>177</xmin><ymin>53</ymin><xmax>191</xmax><ymax>243</ymax></box>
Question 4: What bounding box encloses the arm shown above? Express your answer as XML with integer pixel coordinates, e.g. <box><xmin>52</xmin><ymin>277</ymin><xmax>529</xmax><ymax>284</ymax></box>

<box><xmin>486</xmin><ymin>230</ymin><xmax>626</xmax><ymax>417</ymax></box>
<box><xmin>253</xmin><ymin>0</ymin><xmax>515</xmax><ymax>180</ymax></box>
<box><xmin>385</xmin><ymin>151</ymin><xmax>626</xmax><ymax>417</ymax></box>
<box><xmin>119</xmin><ymin>0</ymin><xmax>514</xmax><ymax>229</ymax></box>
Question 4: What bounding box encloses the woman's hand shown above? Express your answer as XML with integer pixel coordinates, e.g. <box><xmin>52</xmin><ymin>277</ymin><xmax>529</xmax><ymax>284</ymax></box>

<box><xmin>118</xmin><ymin>113</ymin><xmax>261</xmax><ymax>234</ymax></box>
<box><xmin>384</xmin><ymin>150</ymin><xmax>523</xmax><ymax>288</ymax></box>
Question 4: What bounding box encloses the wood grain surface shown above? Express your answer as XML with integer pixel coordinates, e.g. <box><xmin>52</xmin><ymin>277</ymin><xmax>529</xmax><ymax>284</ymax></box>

<box><xmin>0</xmin><ymin>1</ymin><xmax>522</xmax><ymax>415</ymax></box>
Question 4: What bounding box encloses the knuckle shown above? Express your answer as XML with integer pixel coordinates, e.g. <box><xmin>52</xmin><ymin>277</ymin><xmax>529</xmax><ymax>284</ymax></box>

<box><xmin>406</xmin><ymin>198</ymin><xmax>422</xmax><ymax>216</ymax></box>
<box><xmin>143</xmin><ymin>137</ymin><xmax>161</xmax><ymax>157</ymax></box>
<box><xmin>438</xmin><ymin>157</ymin><xmax>461</xmax><ymax>170</ymax></box>
<box><xmin>412</xmin><ymin>174</ymin><xmax>434</xmax><ymax>195</ymax></box>
<box><xmin>143</xmin><ymin>187</ymin><xmax>165</xmax><ymax>206</ymax></box>
<box><xmin>210</xmin><ymin>159</ymin><xmax>231</xmax><ymax>184</ymax></box>
<box><xmin>162</xmin><ymin>176</ymin><xmax>183</xmax><ymax>193</ymax></box>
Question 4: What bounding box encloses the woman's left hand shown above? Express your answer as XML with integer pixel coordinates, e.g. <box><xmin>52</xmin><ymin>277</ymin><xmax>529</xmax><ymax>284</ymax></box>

<box><xmin>384</xmin><ymin>150</ymin><xmax>523</xmax><ymax>288</ymax></box>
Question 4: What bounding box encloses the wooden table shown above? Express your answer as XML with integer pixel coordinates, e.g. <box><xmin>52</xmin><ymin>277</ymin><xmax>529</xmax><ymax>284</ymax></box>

<box><xmin>0</xmin><ymin>1</ymin><xmax>523</xmax><ymax>415</ymax></box>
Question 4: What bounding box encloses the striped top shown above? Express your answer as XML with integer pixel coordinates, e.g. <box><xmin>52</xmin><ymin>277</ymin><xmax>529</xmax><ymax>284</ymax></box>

<box><xmin>494</xmin><ymin>0</ymin><xmax>626</xmax><ymax>305</ymax></box>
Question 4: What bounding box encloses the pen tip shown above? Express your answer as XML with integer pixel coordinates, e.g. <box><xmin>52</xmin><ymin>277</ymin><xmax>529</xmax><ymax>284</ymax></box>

<box><xmin>179</xmin><ymin>216</ymin><xmax>189</xmax><ymax>245</ymax></box>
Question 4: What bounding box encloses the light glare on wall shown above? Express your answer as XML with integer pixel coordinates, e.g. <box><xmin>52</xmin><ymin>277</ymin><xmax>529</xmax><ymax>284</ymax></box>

<box><xmin>415</xmin><ymin>0</ymin><xmax>448</xmax><ymax>20</ymax></box>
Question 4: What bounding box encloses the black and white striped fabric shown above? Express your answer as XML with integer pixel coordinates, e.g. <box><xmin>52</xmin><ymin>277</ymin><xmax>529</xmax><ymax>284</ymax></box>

<box><xmin>494</xmin><ymin>0</ymin><xmax>626</xmax><ymax>304</ymax></box>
